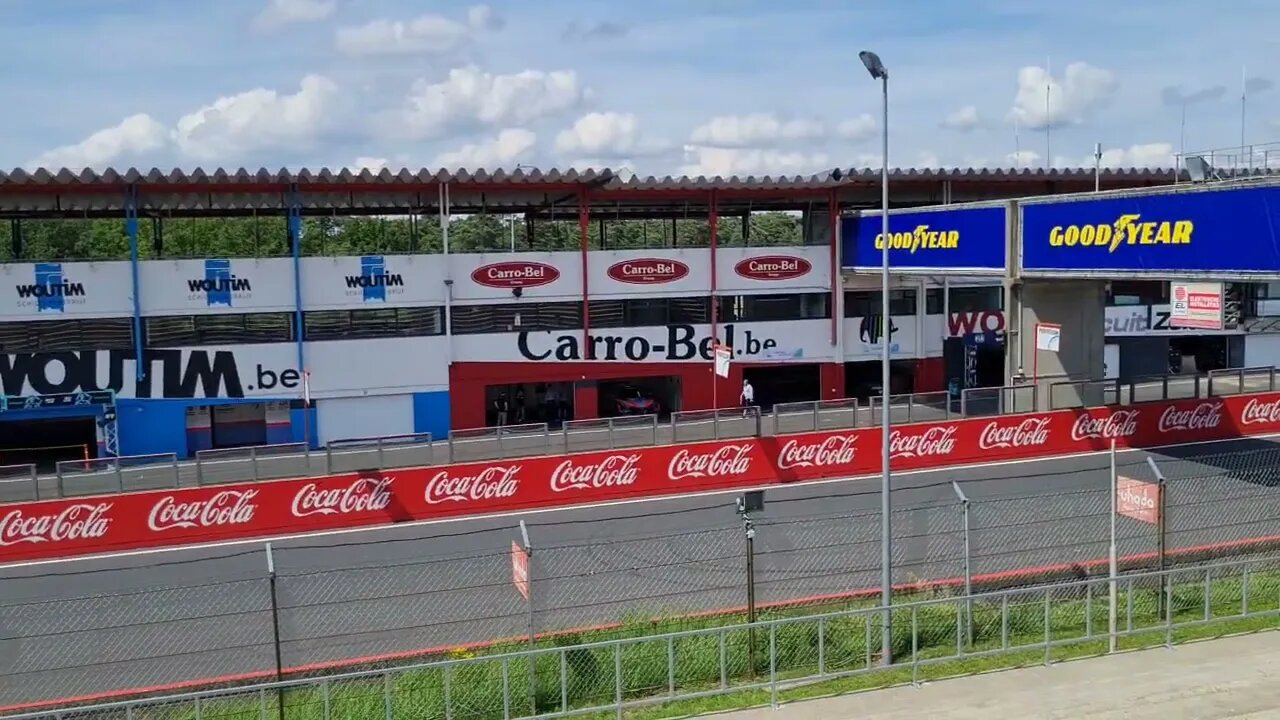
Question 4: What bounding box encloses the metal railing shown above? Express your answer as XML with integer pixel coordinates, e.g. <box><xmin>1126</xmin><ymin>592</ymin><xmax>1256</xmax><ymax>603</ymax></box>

<box><xmin>10</xmin><ymin>555</ymin><xmax>1277</xmax><ymax>720</ymax></box>
<box><xmin>7</xmin><ymin>368</ymin><xmax>1276</xmax><ymax>502</ymax></box>
<box><xmin>1174</xmin><ymin>141</ymin><xmax>1280</xmax><ymax>180</ymax></box>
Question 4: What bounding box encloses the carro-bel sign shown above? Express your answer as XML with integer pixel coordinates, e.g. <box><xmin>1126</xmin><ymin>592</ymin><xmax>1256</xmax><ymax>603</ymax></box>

<box><xmin>3</xmin><ymin>391</ymin><xmax>1280</xmax><ymax>563</ymax></box>
<box><xmin>516</xmin><ymin>323</ymin><xmax>781</xmax><ymax>361</ymax></box>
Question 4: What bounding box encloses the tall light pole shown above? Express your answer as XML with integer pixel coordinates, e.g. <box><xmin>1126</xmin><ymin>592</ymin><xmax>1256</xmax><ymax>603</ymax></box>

<box><xmin>859</xmin><ymin>48</ymin><xmax>893</xmax><ymax>666</ymax></box>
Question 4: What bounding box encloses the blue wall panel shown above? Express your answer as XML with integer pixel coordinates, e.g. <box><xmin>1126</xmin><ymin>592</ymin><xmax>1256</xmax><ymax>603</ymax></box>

<box><xmin>413</xmin><ymin>391</ymin><xmax>450</xmax><ymax>440</ymax></box>
<box><xmin>289</xmin><ymin>407</ymin><xmax>318</xmax><ymax>450</ymax></box>
<box><xmin>117</xmin><ymin>399</ymin><xmax>190</xmax><ymax>459</ymax></box>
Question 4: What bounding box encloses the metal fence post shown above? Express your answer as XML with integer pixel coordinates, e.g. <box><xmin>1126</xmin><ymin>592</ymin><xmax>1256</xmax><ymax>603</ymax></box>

<box><xmin>519</xmin><ymin>520</ymin><xmax>536</xmax><ymax>716</ymax></box>
<box><xmin>251</xmin><ymin>446</ymin><xmax>261</xmax><ymax>482</ymax></box>
<box><xmin>383</xmin><ymin>671</ymin><xmax>393</xmax><ymax>720</ymax></box>
<box><xmin>951</xmin><ymin>481</ymin><xmax>973</xmax><ymax>648</ymax></box>
<box><xmin>265</xmin><ymin>543</ymin><xmax>286</xmax><ymax>720</ymax></box>
<box><xmin>769</xmin><ymin>623</ymin><xmax>778</xmax><ymax>709</ymax></box>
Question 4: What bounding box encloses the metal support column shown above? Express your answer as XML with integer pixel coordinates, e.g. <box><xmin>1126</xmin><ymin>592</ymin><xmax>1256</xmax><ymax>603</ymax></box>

<box><xmin>125</xmin><ymin>184</ymin><xmax>145</xmax><ymax>383</ymax></box>
<box><xmin>287</xmin><ymin>185</ymin><xmax>309</xmax><ymax>449</ymax></box>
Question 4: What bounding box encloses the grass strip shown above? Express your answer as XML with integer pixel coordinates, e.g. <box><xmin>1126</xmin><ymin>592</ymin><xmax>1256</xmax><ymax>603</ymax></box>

<box><xmin>79</xmin><ymin>566</ymin><xmax>1280</xmax><ymax>720</ymax></box>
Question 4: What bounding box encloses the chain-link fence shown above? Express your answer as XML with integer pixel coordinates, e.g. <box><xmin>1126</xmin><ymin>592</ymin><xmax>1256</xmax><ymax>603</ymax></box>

<box><xmin>4</xmin><ymin>439</ymin><xmax>1280</xmax><ymax>710</ymax></box>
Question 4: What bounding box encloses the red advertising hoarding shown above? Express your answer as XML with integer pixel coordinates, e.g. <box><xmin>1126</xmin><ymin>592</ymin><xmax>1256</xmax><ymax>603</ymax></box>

<box><xmin>2</xmin><ymin>393</ymin><xmax>1278</xmax><ymax>564</ymax></box>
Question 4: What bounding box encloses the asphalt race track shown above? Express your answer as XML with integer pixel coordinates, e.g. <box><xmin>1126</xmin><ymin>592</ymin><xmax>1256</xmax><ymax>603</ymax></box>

<box><xmin>2</xmin><ymin>435</ymin><xmax>1280</xmax><ymax>710</ymax></box>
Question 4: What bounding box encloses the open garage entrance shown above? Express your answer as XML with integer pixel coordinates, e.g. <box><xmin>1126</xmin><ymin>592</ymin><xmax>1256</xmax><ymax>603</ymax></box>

<box><xmin>742</xmin><ymin>363</ymin><xmax>820</xmax><ymax>410</ymax></box>
<box><xmin>0</xmin><ymin>416</ymin><xmax>97</xmax><ymax>471</ymax></box>
<box><xmin>597</xmin><ymin>376</ymin><xmax>681</xmax><ymax>418</ymax></box>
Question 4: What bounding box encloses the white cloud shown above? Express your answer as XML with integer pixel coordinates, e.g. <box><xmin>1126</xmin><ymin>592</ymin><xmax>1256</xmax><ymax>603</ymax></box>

<box><xmin>252</xmin><ymin>0</ymin><xmax>336</xmax><ymax>33</ymax></box>
<box><xmin>354</xmin><ymin>156</ymin><xmax>388</xmax><ymax>171</ymax></box>
<box><xmin>1007</xmin><ymin>150</ymin><xmax>1041</xmax><ymax>167</ymax></box>
<box><xmin>679</xmin><ymin>145</ymin><xmax>829</xmax><ymax>177</ymax></box>
<box><xmin>1010</xmin><ymin>62</ymin><xmax>1117</xmax><ymax>130</ymax></box>
<box><xmin>690</xmin><ymin>113</ymin><xmax>825</xmax><ymax>147</ymax></box>
<box><xmin>916</xmin><ymin>151</ymin><xmax>942</xmax><ymax>168</ymax></box>
<box><xmin>398</xmin><ymin>66</ymin><xmax>585</xmax><ymax>139</ymax></box>
<box><xmin>335</xmin><ymin>6</ymin><xmax>501</xmax><ymax>58</ymax></box>
<box><xmin>555</xmin><ymin>112</ymin><xmax>641</xmax><ymax>156</ymax></box>
<box><xmin>1064</xmin><ymin>142</ymin><xmax>1175</xmax><ymax>168</ymax></box>
<box><xmin>943</xmin><ymin>105</ymin><xmax>980</xmax><ymax>131</ymax></box>
<box><xmin>435</xmin><ymin>128</ymin><xmax>537</xmax><ymax>169</ymax></box>
<box><xmin>467</xmin><ymin>5</ymin><xmax>503</xmax><ymax>31</ymax></box>
<box><xmin>836</xmin><ymin>114</ymin><xmax>876</xmax><ymax>141</ymax></box>
<box><xmin>29</xmin><ymin>114</ymin><xmax>169</xmax><ymax>170</ymax></box>
<box><xmin>174</xmin><ymin>74</ymin><xmax>340</xmax><ymax>161</ymax></box>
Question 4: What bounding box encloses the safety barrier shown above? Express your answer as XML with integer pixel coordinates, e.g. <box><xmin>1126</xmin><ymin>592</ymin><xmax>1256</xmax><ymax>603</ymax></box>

<box><xmin>2</xmin><ymin>390</ymin><xmax>1279</xmax><ymax>564</ymax></box>
<box><xmin>6</xmin><ymin>368</ymin><xmax>1274</xmax><ymax>503</ymax></box>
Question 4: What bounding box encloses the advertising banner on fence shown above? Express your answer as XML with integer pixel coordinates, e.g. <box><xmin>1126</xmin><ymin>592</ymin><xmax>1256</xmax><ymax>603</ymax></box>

<box><xmin>3</xmin><ymin>393</ymin><xmax>1278</xmax><ymax>564</ymax></box>
<box><xmin>1021</xmin><ymin>185</ymin><xmax>1280</xmax><ymax>273</ymax></box>
<box><xmin>1116</xmin><ymin>476</ymin><xmax>1161</xmax><ymax>524</ymax></box>
<box><xmin>842</xmin><ymin>205</ymin><xmax>1007</xmax><ymax>272</ymax></box>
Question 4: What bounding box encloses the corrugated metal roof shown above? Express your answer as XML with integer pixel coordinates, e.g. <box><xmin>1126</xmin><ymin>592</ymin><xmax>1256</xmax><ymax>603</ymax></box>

<box><xmin>1</xmin><ymin>164</ymin><xmax>1251</xmax><ymax>190</ymax></box>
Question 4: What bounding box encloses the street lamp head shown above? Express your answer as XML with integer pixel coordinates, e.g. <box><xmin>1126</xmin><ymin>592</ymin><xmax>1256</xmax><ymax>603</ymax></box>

<box><xmin>859</xmin><ymin>50</ymin><xmax>888</xmax><ymax>80</ymax></box>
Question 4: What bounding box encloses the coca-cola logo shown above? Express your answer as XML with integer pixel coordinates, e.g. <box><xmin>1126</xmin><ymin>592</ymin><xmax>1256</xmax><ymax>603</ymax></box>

<box><xmin>1158</xmin><ymin>402</ymin><xmax>1224</xmax><ymax>433</ymax></box>
<box><xmin>148</xmin><ymin>489</ymin><xmax>258</xmax><ymax>532</ymax></box>
<box><xmin>777</xmin><ymin>435</ymin><xmax>858</xmax><ymax>470</ymax></box>
<box><xmin>550</xmin><ymin>454</ymin><xmax>641</xmax><ymax>492</ymax></box>
<box><xmin>1240</xmin><ymin>397</ymin><xmax>1280</xmax><ymax>426</ymax></box>
<box><xmin>978</xmin><ymin>417</ymin><xmax>1052</xmax><ymax>450</ymax></box>
<box><xmin>291</xmin><ymin>477</ymin><xmax>394</xmax><ymax>518</ymax></box>
<box><xmin>0</xmin><ymin>503</ymin><xmax>113</xmax><ymax>546</ymax></box>
<box><xmin>425</xmin><ymin>465</ymin><xmax>521</xmax><ymax>504</ymax></box>
<box><xmin>667</xmin><ymin>444</ymin><xmax>754</xmax><ymax>481</ymax></box>
<box><xmin>1070</xmin><ymin>410</ymin><xmax>1140</xmax><ymax>441</ymax></box>
<box><xmin>733</xmin><ymin>256</ymin><xmax>812</xmax><ymax>281</ymax></box>
<box><xmin>470</xmin><ymin>262</ymin><xmax>560</xmax><ymax>289</ymax></box>
<box><xmin>889</xmin><ymin>426</ymin><xmax>957</xmax><ymax>459</ymax></box>
<box><xmin>605</xmin><ymin>259</ymin><xmax>690</xmax><ymax>285</ymax></box>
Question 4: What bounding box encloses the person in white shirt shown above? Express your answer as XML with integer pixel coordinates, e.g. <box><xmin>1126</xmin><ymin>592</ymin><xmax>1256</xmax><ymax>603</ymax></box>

<box><xmin>740</xmin><ymin>379</ymin><xmax>755</xmax><ymax>417</ymax></box>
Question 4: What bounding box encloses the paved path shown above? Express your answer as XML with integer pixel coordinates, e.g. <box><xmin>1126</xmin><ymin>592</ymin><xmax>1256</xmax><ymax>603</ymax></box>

<box><xmin>2</xmin><ymin>436</ymin><xmax>1279</xmax><ymax>709</ymax></box>
<box><xmin>719</xmin><ymin>632</ymin><xmax>1280</xmax><ymax>719</ymax></box>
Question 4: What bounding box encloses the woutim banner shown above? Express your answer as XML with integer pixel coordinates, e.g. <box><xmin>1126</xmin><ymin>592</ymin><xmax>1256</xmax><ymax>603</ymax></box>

<box><xmin>1021</xmin><ymin>185</ymin><xmax>1280</xmax><ymax>273</ymax></box>
<box><xmin>842</xmin><ymin>205</ymin><xmax>1007</xmax><ymax>271</ymax></box>
<box><xmin>2</xmin><ymin>393</ymin><xmax>1277</xmax><ymax>563</ymax></box>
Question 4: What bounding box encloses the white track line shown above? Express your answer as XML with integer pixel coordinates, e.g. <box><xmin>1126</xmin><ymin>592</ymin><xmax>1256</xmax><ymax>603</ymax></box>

<box><xmin>4</xmin><ymin>431</ymin><xmax>1276</xmax><ymax>570</ymax></box>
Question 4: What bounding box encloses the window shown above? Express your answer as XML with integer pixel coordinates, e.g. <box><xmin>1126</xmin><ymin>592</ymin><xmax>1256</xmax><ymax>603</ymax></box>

<box><xmin>948</xmin><ymin>286</ymin><xmax>1003</xmax><ymax>313</ymax></box>
<box><xmin>304</xmin><ymin>307</ymin><xmax>444</xmax><ymax>340</ymax></box>
<box><xmin>146</xmin><ymin>313</ymin><xmax>295</xmax><ymax>347</ymax></box>
<box><xmin>925</xmin><ymin>288</ymin><xmax>944</xmax><ymax>315</ymax></box>
<box><xmin>450</xmin><ymin>302</ymin><xmax>583</xmax><ymax>335</ymax></box>
<box><xmin>0</xmin><ymin>318</ymin><xmax>133</xmax><ymax>353</ymax></box>
<box><xmin>589</xmin><ymin>297</ymin><xmax>712</xmax><ymax>328</ymax></box>
<box><xmin>719</xmin><ymin>292</ymin><xmax>830</xmax><ymax>322</ymax></box>
<box><xmin>844</xmin><ymin>289</ymin><xmax>917</xmax><ymax>317</ymax></box>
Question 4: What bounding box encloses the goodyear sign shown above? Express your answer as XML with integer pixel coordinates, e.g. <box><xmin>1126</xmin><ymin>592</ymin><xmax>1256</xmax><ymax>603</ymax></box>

<box><xmin>1022</xmin><ymin>185</ymin><xmax>1280</xmax><ymax>273</ymax></box>
<box><xmin>842</xmin><ymin>205</ymin><xmax>1006</xmax><ymax>271</ymax></box>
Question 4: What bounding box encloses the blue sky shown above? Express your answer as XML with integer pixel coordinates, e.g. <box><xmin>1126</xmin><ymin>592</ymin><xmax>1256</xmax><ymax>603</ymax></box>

<box><xmin>3</xmin><ymin>0</ymin><xmax>1279</xmax><ymax>176</ymax></box>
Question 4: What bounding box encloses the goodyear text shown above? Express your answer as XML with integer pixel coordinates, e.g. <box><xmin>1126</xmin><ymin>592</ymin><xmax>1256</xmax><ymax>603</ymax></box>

<box><xmin>873</xmin><ymin>225</ymin><xmax>959</xmax><ymax>254</ymax></box>
<box><xmin>1047</xmin><ymin>214</ymin><xmax>1193</xmax><ymax>253</ymax></box>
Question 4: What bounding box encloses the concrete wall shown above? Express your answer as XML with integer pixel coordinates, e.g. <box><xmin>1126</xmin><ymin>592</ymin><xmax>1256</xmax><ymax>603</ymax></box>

<box><xmin>1013</xmin><ymin>279</ymin><xmax>1107</xmax><ymax>408</ymax></box>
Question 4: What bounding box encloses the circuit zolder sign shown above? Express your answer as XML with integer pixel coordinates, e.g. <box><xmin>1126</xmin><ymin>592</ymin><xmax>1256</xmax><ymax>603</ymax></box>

<box><xmin>2</xmin><ymin>394</ymin><xmax>1278</xmax><ymax>563</ymax></box>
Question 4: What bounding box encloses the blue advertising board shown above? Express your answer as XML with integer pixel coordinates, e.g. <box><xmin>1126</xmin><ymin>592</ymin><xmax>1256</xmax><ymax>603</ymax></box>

<box><xmin>842</xmin><ymin>205</ymin><xmax>1006</xmax><ymax>271</ymax></box>
<box><xmin>1021</xmin><ymin>185</ymin><xmax>1280</xmax><ymax>273</ymax></box>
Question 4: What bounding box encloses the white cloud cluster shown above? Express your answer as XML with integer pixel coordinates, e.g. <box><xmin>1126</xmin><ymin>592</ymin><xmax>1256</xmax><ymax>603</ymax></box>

<box><xmin>835</xmin><ymin>114</ymin><xmax>876</xmax><ymax>141</ymax></box>
<box><xmin>555</xmin><ymin>112</ymin><xmax>640</xmax><ymax>155</ymax></box>
<box><xmin>1080</xmin><ymin>143</ymin><xmax>1175</xmax><ymax>168</ymax></box>
<box><xmin>252</xmin><ymin>0</ymin><xmax>336</xmax><ymax>33</ymax></box>
<box><xmin>174</xmin><ymin>74</ymin><xmax>340</xmax><ymax>161</ymax></box>
<box><xmin>943</xmin><ymin>105</ymin><xmax>980</xmax><ymax>132</ymax></box>
<box><xmin>354</xmin><ymin>156</ymin><xmax>388</xmax><ymax>172</ymax></box>
<box><xmin>435</xmin><ymin>128</ymin><xmax>537</xmax><ymax>169</ymax></box>
<box><xmin>679</xmin><ymin>145</ymin><xmax>830</xmax><ymax>178</ymax></box>
<box><xmin>335</xmin><ymin>5</ymin><xmax>502</xmax><ymax>57</ymax></box>
<box><xmin>31</xmin><ymin>114</ymin><xmax>169</xmax><ymax>170</ymax></box>
<box><xmin>399</xmin><ymin>66</ymin><xmax>586</xmax><ymax>139</ymax></box>
<box><xmin>690</xmin><ymin>113</ymin><xmax>824</xmax><ymax>147</ymax></box>
<box><xmin>29</xmin><ymin>75</ymin><xmax>341</xmax><ymax>169</ymax></box>
<box><xmin>1010</xmin><ymin>62</ymin><xmax>1117</xmax><ymax>129</ymax></box>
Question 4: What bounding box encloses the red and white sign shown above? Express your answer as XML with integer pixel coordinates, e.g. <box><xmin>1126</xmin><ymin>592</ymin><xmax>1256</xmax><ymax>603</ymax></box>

<box><xmin>1170</xmin><ymin>281</ymin><xmax>1224</xmax><ymax>330</ymax></box>
<box><xmin>470</xmin><ymin>262</ymin><xmax>561</xmax><ymax>289</ymax></box>
<box><xmin>605</xmin><ymin>259</ymin><xmax>690</xmax><ymax>284</ymax></box>
<box><xmin>1116</xmin><ymin>477</ymin><xmax>1161</xmax><ymax>525</ymax></box>
<box><xmin>511</xmin><ymin>541</ymin><xmax>530</xmax><ymax>601</ymax></box>
<box><xmin>4</xmin><ymin>392</ymin><xmax>1280</xmax><ymax>564</ymax></box>
<box><xmin>733</xmin><ymin>256</ymin><xmax>812</xmax><ymax>281</ymax></box>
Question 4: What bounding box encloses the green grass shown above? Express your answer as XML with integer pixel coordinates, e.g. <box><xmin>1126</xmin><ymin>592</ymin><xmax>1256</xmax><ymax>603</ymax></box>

<box><xmin>84</xmin><ymin>565</ymin><xmax>1280</xmax><ymax>720</ymax></box>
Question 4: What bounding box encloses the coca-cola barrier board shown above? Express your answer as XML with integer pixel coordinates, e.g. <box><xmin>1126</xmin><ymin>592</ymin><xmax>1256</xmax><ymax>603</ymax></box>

<box><xmin>3</xmin><ymin>393</ymin><xmax>1279</xmax><ymax>563</ymax></box>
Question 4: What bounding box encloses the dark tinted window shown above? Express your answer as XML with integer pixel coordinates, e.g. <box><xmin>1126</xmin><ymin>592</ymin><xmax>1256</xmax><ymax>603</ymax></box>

<box><xmin>844</xmin><ymin>289</ymin><xmax>917</xmax><ymax>317</ymax></box>
<box><xmin>720</xmin><ymin>293</ymin><xmax>830</xmax><ymax>322</ymax></box>
<box><xmin>146</xmin><ymin>313</ymin><xmax>295</xmax><ymax>347</ymax></box>
<box><xmin>450</xmin><ymin>302</ymin><xmax>582</xmax><ymax>334</ymax></box>
<box><xmin>304</xmin><ymin>307</ymin><xmax>444</xmax><ymax>340</ymax></box>
<box><xmin>0</xmin><ymin>318</ymin><xmax>133</xmax><ymax>352</ymax></box>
